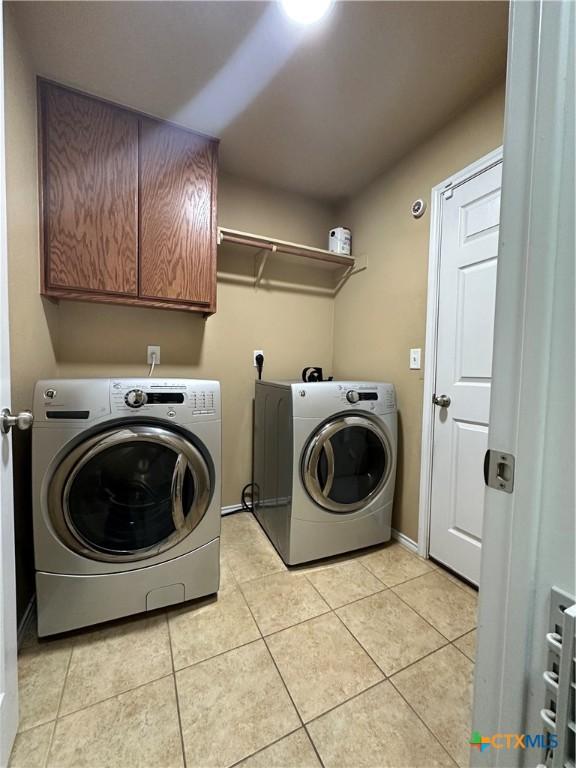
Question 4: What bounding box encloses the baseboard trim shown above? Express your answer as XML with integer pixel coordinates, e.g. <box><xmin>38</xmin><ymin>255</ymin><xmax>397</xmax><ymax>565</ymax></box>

<box><xmin>221</xmin><ymin>504</ymin><xmax>244</xmax><ymax>516</ymax></box>
<box><xmin>17</xmin><ymin>596</ymin><xmax>36</xmax><ymax>648</ymax></box>
<box><xmin>391</xmin><ymin>528</ymin><xmax>418</xmax><ymax>553</ymax></box>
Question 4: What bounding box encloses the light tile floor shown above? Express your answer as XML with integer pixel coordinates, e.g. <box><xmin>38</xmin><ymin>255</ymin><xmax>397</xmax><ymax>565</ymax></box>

<box><xmin>10</xmin><ymin>512</ymin><xmax>478</xmax><ymax>768</ymax></box>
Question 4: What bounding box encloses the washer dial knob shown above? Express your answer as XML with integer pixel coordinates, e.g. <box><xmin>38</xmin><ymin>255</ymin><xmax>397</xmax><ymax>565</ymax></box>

<box><xmin>125</xmin><ymin>389</ymin><xmax>147</xmax><ymax>408</ymax></box>
<box><xmin>346</xmin><ymin>390</ymin><xmax>360</xmax><ymax>404</ymax></box>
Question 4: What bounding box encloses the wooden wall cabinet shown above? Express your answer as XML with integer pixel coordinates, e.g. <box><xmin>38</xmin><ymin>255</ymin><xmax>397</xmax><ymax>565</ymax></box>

<box><xmin>39</xmin><ymin>80</ymin><xmax>218</xmax><ymax>314</ymax></box>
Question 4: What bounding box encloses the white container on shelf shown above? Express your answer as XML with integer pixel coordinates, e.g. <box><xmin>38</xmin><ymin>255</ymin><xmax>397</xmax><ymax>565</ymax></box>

<box><xmin>328</xmin><ymin>227</ymin><xmax>351</xmax><ymax>255</ymax></box>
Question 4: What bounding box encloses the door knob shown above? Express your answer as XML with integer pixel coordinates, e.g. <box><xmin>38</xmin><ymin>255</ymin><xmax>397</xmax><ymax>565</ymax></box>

<box><xmin>433</xmin><ymin>394</ymin><xmax>451</xmax><ymax>408</ymax></box>
<box><xmin>1</xmin><ymin>408</ymin><xmax>34</xmax><ymax>434</ymax></box>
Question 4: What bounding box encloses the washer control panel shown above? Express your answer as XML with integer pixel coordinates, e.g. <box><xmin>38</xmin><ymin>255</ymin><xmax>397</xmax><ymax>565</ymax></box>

<box><xmin>111</xmin><ymin>379</ymin><xmax>219</xmax><ymax>418</ymax></box>
<box><xmin>125</xmin><ymin>389</ymin><xmax>147</xmax><ymax>408</ymax></box>
<box><xmin>33</xmin><ymin>379</ymin><xmax>220</xmax><ymax>427</ymax></box>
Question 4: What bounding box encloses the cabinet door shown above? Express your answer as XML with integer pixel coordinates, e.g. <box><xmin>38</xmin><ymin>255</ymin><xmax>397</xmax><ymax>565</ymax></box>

<box><xmin>139</xmin><ymin>118</ymin><xmax>217</xmax><ymax>306</ymax></box>
<box><xmin>41</xmin><ymin>83</ymin><xmax>138</xmax><ymax>295</ymax></box>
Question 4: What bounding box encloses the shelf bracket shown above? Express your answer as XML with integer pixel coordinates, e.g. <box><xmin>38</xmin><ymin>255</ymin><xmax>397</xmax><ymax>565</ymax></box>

<box><xmin>255</xmin><ymin>245</ymin><xmax>275</xmax><ymax>288</ymax></box>
<box><xmin>333</xmin><ymin>252</ymin><xmax>368</xmax><ymax>294</ymax></box>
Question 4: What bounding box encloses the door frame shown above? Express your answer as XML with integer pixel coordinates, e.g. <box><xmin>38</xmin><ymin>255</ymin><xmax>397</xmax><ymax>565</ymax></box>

<box><xmin>472</xmin><ymin>0</ymin><xmax>574</xmax><ymax>760</ymax></box>
<box><xmin>417</xmin><ymin>145</ymin><xmax>503</xmax><ymax>559</ymax></box>
<box><xmin>0</xmin><ymin>4</ymin><xmax>20</xmax><ymax>764</ymax></box>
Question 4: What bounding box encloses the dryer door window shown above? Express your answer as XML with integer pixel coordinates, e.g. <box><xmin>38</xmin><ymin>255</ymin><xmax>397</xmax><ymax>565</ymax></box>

<box><xmin>48</xmin><ymin>425</ymin><xmax>212</xmax><ymax>562</ymax></box>
<box><xmin>302</xmin><ymin>416</ymin><xmax>391</xmax><ymax>513</ymax></box>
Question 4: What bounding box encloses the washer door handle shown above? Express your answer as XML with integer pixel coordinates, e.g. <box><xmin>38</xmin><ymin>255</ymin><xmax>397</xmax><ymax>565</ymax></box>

<box><xmin>170</xmin><ymin>452</ymin><xmax>188</xmax><ymax>531</ymax></box>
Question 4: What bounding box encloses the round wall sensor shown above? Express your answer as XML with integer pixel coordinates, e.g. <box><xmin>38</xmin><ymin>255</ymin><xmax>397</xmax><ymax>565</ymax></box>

<box><xmin>411</xmin><ymin>199</ymin><xmax>427</xmax><ymax>218</ymax></box>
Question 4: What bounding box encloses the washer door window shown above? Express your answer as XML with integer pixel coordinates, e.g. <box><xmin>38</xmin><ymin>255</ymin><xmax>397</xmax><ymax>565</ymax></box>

<box><xmin>48</xmin><ymin>425</ymin><xmax>211</xmax><ymax>562</ymax></box>
<box><xmin>303</xmin><ymin>416</ymin><xmax>391</xmax><ymax>513</ymax></box>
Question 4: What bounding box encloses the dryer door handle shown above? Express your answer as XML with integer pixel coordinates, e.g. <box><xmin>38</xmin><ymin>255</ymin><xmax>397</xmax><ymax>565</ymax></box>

<box><xmin>171</xmin><ymin>453</ymin><xmax>188</xmax><ymax>531</ymax></box>
<box><xmin>322</xmin><ymin>438</ymin><xmax>335</xmax><ymax>498</ymax></box>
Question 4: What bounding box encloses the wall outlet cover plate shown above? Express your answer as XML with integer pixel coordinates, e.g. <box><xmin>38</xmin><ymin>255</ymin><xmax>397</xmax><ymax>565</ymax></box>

<box><xmin>147</xmin><ymin>345</ymin><xmax>161</xmax><ymax>364</ymax></box>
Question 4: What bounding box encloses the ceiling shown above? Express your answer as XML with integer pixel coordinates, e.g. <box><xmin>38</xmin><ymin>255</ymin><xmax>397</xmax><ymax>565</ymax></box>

<box><xmin>10</xmin><ymin>1</ymin><xmax>508</xmax><ymax>202</ymax></box>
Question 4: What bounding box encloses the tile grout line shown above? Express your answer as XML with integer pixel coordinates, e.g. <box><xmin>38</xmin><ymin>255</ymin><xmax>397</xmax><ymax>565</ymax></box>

<box><xmin>266</xmin><ymin>606</ymin><xmax>386</xmax><ymax>728</ymax></box>
<box><xmin>303</xmin><ymin>677</ymin><xmax>386</xmax><ymax>728</ymax></box>
<box><xmin>243</xmin><ymin>599</ymin><xmax>305</xmax><ymax>728</ymax></box>
<box><xmin>302</xmin><ymin>722</ymin><xmax>327</xmax><ymax>768</ymax></box>
<box><xmin>386</xmin><ymin>640</ymin><xmax>453</xmax><ymax>680</ymax></box>
<box><xmin>239</xmin><ymin>588</ymin><xmax>323</xmax><ymax>766</ymax></box>
<box><xmin>362</xmin><ymin>563</ymin><xmax>435</xmax><ymax>590</ymax></box>
<box><xmin>165</xmin><ymin>610</ymin><xmax>188</xmax><ymax>768</ymax></box>
<box><xmin>326</xmin><ymin>573</ymin><xmax>459</xmax><ymax>648</ymax></box>
<box><xmin>42</xmin><ymin>630</ymin><xmax>77</xmax><ymax>767</ymax></box>
<box><xmin>238</xmin><ymin>579</ymin><xmax>391</xmax><ymax>637</ymax></box>
<box><xmin>39</xmin><ymin>722</ymin><xmax>56</xmax><ymax>768</ymax></box>
<box><xmin>387</xmin><ymin>675</ymin><xmax>460</xmax><ymax>767</ymax></box>
<box><xmin>235</xmin><ymin>580</ymin><xmax>306</xmax><ymax>729</ymax></box>
<box><xmin>230</xmin><ymin>563</ymin><xmax>288</xmax><ymax>588</ymax></box>
<box><xmin>447</xmin><ymin>642</ymin><xmax>476</xmax><ymax>666</ymax></box>
<box><xmin>390</xmin><ymin>573</ymin><xmax>478</xmax><ymax>642</ymax></box>
<box><xmin>230</xmin><ymin>535</ymin><xmax>473</xmax><ymax>646</ymax></box>
<box><xmin>333</xmin><ymin>606</ymin><xmax>452</xmax><ymax>682</ymax></box>
<box><xmin>42</xmin><ymin>672</ymin><xmax>176</xmax><ymax>724</ymax></box>
<box><xmin>241</xmin><ymin>596</ymin><xmax>411</xmax><ymax>734</ymax></box>
<box><xmin>233</xmin><ymin>560</ymin><xmax>404</xmax><ymax>768</ymax></box>
<box><xmin>172</xmin><ymin>630</ymin><xmax>264</xmax><ymax>675</ymax></box>
<box><xmin>227</xmin><ymin>725</ymin><xmax>305</xmax><ymax>768</ymax></box>
<box><xmin>331</xmin><ymin>610</ymin><xmax>388</xmax><ymax>680</ymax></box>
<box><xmin>387</xmin><ymin>587</ymin><xmax>454</xmax><ymax>642</ymax></box>
<box><xmin>322</xmin><ymin>584</ymin><xmax>389</xmax><ymax>612</ymax></box>
<box><xmin>299</xmin><ymin>573</ymin><xmax>334</xmax><ymax>613</ymax></box>
<box><xmin>257</xmin><ymin>607</ymin><xmax>334</xmax><ymax>640</ymax></box>
<box><xmin>450</xmin><ymin>630</ymin><xmax>477</xmax><ymax>662</ymax></box>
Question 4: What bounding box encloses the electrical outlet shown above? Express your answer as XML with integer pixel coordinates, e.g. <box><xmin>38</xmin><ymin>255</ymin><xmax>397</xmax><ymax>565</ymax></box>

<box><xmin>253</xmin><ymin>350</ymin><xmax>264</xmax><ymax>367</ymax></box>
<box><xmin>409</xmin><ymin>348</ymin><xmax>421</xmax><ymax>370</ymax></box>
<box><xmin>147</xmin><ymin>345</ymin><xmax>161</xmax><ymax>365</ymax></box>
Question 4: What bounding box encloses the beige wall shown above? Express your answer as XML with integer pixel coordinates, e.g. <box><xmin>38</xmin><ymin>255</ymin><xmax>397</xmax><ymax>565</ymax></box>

<box><xmin>4</xmin><ymin>7</ymin><xmax>59</xmax><ymax>618</ymax></box>
<box><xmin>333</xmin><ymin>83</ymin><xmax>506</xmax><ymax>542</ymax></box>
<box><xmin>5</xmin><ymin>7</ymin><xmax>58</xmax><ymax>412</ymax></box>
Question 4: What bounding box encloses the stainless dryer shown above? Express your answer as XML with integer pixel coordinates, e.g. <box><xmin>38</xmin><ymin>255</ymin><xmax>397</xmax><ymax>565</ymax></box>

<box><xmin>254</xmin><ymin>380</ymin><xmax>397</xmax><ymax>564</ymax></box>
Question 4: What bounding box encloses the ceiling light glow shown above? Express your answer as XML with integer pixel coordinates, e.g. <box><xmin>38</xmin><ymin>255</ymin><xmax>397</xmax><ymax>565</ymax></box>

<box><xmin>281</xmin><ymin>0</ymin><xmax>333</xmax><ymax>25</ymax></box>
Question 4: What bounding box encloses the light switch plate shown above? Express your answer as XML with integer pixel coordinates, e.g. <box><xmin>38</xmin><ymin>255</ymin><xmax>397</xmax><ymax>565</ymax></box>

<box><xmin>410</xmin><ymin>348</ymin><xmax>421</xmax><ymax>370</ymax></box>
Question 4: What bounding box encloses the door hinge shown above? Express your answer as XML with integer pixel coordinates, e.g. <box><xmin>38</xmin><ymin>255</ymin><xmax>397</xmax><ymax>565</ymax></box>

<box><xmin>484</xmin><ymin>449</ymin><xmax>515</xmax><ymax>493</ymax></box>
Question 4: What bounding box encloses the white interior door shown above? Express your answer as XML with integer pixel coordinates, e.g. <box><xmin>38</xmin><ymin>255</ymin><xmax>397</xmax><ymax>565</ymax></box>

<box><xmin>0</xmin><ymin>6</ymin><xmax>19</xmax><ymax>765</ymax></box>
<box><xmin>428</xmin><ymin>160</ymin><xmax>502</xmax><ymax>585</ymax></box>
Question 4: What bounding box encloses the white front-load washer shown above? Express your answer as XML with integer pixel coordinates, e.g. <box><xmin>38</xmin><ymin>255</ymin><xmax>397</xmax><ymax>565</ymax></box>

<box><xmin>254</xmin><ymin>380</ymin><xmax>397</xmax><ymax>564</ymax></box>
<box><xmin>32</xmin><ymin>378</ymin><xmax>221</xmax><ymax>636</ymax></box>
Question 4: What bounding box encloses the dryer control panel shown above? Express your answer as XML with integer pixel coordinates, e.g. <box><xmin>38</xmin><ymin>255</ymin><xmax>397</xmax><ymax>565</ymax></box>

<box><xmin>287</xmin><ymin>381</ymin><xmax>396</xmax><ymax>418</ymax></box>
